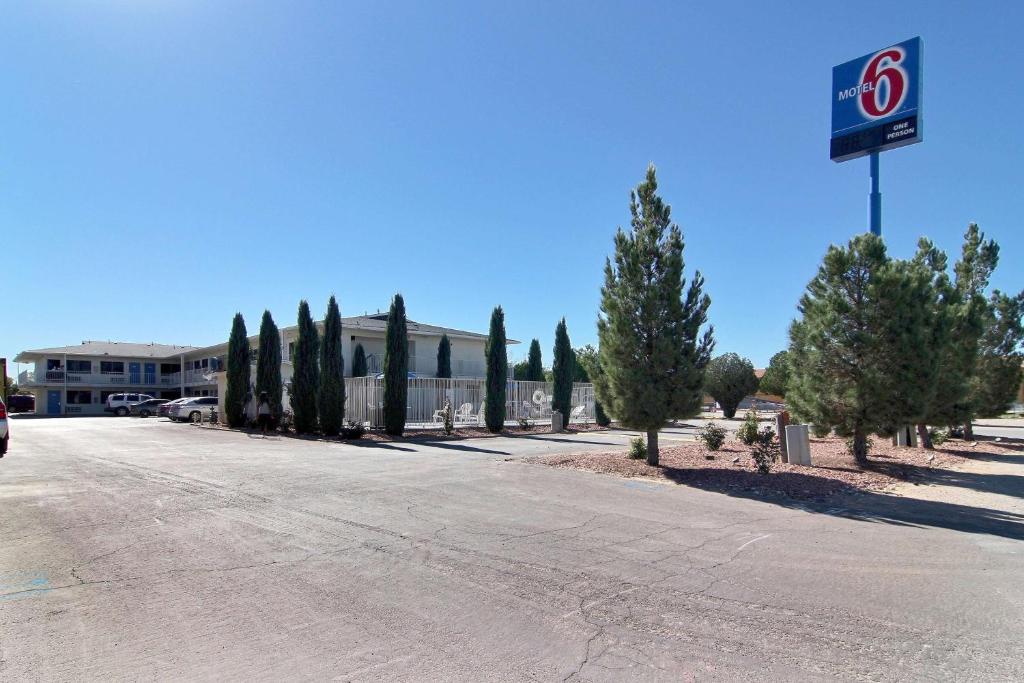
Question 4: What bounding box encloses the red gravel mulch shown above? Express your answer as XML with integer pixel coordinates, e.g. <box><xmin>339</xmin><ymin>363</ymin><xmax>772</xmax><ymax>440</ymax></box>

<box><xmin>527</xmin><ymin>436</ymin><xmax>1021</xmax><ymax>501</ymax></box>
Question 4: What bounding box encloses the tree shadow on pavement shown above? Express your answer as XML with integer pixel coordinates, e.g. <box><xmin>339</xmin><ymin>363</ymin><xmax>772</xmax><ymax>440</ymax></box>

<box><xmin>413</xmin><ymin>440</ymin><xmax>510</xmax><ymax>455</ymax></box>
<box><xmin>344</xmin><ymin>440</ymin><xmax>416</xmax><ymax>452</ymax></box>
<box><xmin>656</xmin><ymin>465</ymin><xmax>1024</xmax><ymax>541</ymax></box>
<box><xmin>514</xmin><ymin>435</ymin><xmax>619</xmax><ymax>446</ymax></box>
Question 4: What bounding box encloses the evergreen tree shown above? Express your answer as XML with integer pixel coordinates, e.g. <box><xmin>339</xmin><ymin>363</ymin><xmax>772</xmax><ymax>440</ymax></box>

<box><xmin>352</xmin><ymin>343</ymin><xmax>368</xmax><ymax>377</ymax></box>
<box><xmin>225</xmin><ymin>312</ymin><xmax>250</xmax><ymax>428</ymax></box>
<box><xmin>512</xmin><ymin>360</ymin><xmax>530</xmax><ymax>380</ymax></box>
<box><xmin>318</xmin><ymin>296</ymin><xmax>345</xmax><ymax>436</ymax></box>
<box><xmin>255</xmin><ymin>310</ymin><xmax>283</xmax><ymax>427</ymax></box>
<box><xmin>551</xmin><ymin>319</ymin><xmax>574</xmax><ymax>424</ymax></box>
<box><xmin>970</xmin><ymin>290</ymin><xmax>1024</xmax><ymax>417</ymax></box>
<box><xmin>484</xmin><ymin>306</ymin><xmax>508</xmax><ymax>432</ymax></box>
<box><xmin>526</xmin><ymin>339</ymin><xmax>544</xmax><ymax>382</ymax></box>
<box><xmin>290</xmin><ymin>300</ymin><xmax>320</xmax><ymax>434</ymax></box>
<box><xmin>757</xmin><ymin>351</ymin><xmax>790</xmax><ymax>398</ymax></box>
<box><xmin>596</xmin><ymin>165</ymin><xmax>714</xmax><ymax>465</ymax></box>
<box><xmin>787</xmin><ymin>234</ymin><xmax>915</xmax><ymax>464</ymax></box>
<box><xmin>925</xmin><ymin>224</ymin><xmax>1000</xmax><ymax>438</ymax></box>
<box><xmin>704</xmin><ymin>353</ymin><xmax>759</xmax><ymax>419</ymax></box>
<box><xmin>383</xmin><ymin>294</ymin><xmax>409</xmax><ymax>436</ymax></box>
<box><xmin>436</xmin><ymin>334</ymin><xmax>452</xmax><ymax>378</ymax></box>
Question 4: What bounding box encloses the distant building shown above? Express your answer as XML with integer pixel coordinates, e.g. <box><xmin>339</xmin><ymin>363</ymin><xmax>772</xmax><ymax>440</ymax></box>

<box><xmin>14</xmin><ymin>314</ymin><xmax>509</xmax><ymax>415</ymax></box>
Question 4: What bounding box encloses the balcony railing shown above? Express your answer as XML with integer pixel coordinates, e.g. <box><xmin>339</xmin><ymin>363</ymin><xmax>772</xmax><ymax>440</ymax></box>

<box><xmin>20</xmin><ymin>370</ymin><xmax>182</xmax><ymax>387</ymax></box>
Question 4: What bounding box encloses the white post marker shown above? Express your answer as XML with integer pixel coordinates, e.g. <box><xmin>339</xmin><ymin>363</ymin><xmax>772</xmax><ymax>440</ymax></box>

<box><xmin>785</xmin><ymin>425</ymin><xmax>812</xmax><ymax>466</ymax></box>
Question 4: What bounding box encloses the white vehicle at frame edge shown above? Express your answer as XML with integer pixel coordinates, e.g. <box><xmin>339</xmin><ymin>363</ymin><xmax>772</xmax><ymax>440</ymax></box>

<box><xmin>0</xmin><ymin>397</ymin><xmax>9</xmax><ymax>456</ymax></box>
<box><xmin>168</xmin><ymin>397</ymin><xmax>218</xmax><ymax>423</ymax></box>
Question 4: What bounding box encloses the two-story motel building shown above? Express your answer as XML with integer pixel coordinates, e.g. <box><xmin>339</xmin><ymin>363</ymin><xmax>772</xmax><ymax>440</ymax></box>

<box><xmin>14</xmin><ymin>314</ymin><xmax>498</xmax><ymax>415</ymax></box>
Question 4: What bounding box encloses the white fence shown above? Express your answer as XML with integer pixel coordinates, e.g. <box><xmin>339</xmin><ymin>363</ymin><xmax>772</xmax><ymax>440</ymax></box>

<box><xmin>344</xmin><ymin>376</ymin><xmax>596</xmax><ymax>428</ymax></box>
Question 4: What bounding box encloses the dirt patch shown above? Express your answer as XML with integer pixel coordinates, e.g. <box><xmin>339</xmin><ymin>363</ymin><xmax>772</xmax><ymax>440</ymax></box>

<box><xmin>527</xmin><ymin>436</ymin><xmax>1022</xmax><ymax>501</ymax></box>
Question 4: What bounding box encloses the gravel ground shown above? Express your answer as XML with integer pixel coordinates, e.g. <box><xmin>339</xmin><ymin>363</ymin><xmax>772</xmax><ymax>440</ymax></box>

<box><xmin>528</xmin><ymin>436</ymin><xmax>1023</xmax><ymax>501</ymax></box>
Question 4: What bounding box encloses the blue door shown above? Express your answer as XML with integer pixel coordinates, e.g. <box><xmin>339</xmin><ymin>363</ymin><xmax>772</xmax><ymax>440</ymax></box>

<box><xmin>129</xmin><ymin>362</ymin><xmax>141</xmax><ymax>384</ymax></box>
<box><xmin>144</xmin><ymin>363</ymin><xmax>156</xmax><ymax>385</ymax></box>
<box><xmin>47</xmin><ymin>390</ymin><xmax>62</xmax><ymax>415</ymax></box>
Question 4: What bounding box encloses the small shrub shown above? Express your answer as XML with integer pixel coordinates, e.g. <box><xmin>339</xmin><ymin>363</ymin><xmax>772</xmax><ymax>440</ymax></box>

<box><xmin>627</xmin><ymin>437</ymin><xmax>646</xmax><ymax>460</ymax></box>
<box><xmin>948</xmin><ymin>425</ymin><xmax>965</xmax><ymax>439</ymax></box>
<box><xmin>340</xmin><ymin>421</ymin><xmax>366</xmax><ymax>440</ymax></box>
<box><xmin>440</xmin><ymin>399</ymin><xmax>454</xmax><ymax>436</ymax></box>
<box><xmin>517</xmin><ymin>416</ymin><xmax>532</xmax><ymax>430</ymax></box>
<box><xmin>736</xmin><ymin>410</ymin><xmax>759</xmax><ymax>445</ymax></box>
<box><xmin>929</xmin><ymin>427</ymin><xmax>948</xmax><ymax>446</ymax></box>
<box><xmin>811</xmin><ymin>423</ymin><xmax>831</xmax><ymax>438</ymax></box>
<box><xmin>844</xmin><ymin>434</ymin><xmax>874</xmax><ymax>458</ymax></box>
<box><xmin>698</xmin><ymin>422</ymin><xmax>727</xmax><ymax>451</ymax></box>
<box><xmin>750</xmin><ymin>426</ymin><xmax>780</xmax><ymax>474</ymax></box>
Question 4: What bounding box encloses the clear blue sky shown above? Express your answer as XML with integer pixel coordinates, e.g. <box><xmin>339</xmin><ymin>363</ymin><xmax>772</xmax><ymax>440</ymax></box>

<box><xmin>3</xmin><ymin>1</ymin><xmax>1022</xmax><ymax>373</ymax></box>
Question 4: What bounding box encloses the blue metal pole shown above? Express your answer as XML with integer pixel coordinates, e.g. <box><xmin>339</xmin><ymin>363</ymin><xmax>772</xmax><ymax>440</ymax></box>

<box><xmin>869</xmin><ymin>151</ymin><xmax>881</xmax><ymax>236</ymax></box>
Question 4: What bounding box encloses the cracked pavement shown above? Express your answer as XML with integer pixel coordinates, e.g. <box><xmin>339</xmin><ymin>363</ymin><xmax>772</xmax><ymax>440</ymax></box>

<box><xmin>1</xmin><ymin>418</ymin><xmax>1022</xmax><ymax>680</ymax></box>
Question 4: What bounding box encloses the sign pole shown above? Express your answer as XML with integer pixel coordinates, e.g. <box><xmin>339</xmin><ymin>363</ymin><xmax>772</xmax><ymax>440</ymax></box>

<box><xmin>869</xmin><ymin>151</ymin><xmax>881</xmax><ymax>236</ymax></box>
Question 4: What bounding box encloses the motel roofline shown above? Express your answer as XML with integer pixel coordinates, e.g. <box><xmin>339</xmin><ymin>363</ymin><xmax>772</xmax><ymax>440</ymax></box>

<box><xmin>14</xmin><ymin>314</ymin><xmax>516</xmax><ymax>364</ymax></box>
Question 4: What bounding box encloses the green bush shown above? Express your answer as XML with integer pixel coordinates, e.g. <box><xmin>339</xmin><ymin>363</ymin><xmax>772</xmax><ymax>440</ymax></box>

<box><xmin>929</xmin><ymin>427</ymin><xmax>949</xmax><ymax>445</ymax></box>
<box><xmin>440</xmin><ymin>399</ymin><xmax>454</xmax><ymax>436</ymax></box>
<box><xmin>340</xmin><ymin>421</ymin><xmax>366</xmax><ymax>440</ymax></box>
<box><xmin>811</xmin><ymin>423</ymin><xmax>831</xmax><ymax>438</ymax></box>
<box><xmin>750</xmin><ymin>426</ymin><xmax>780</xmax><ymax>474</ymax></box>
<box><xmin>736</xmin><ymin>410</ymin><xmax>760</xmax><ymax>445</ymax></box>
<box><xmin>627</xmin><ymin>437</ymin><xmax>646</xmax><ymax>460</ymax></box>
<box><xmin>699</xmin><ymin>422</ymin><xmax>727</xmax><ymax>451</ymax></box>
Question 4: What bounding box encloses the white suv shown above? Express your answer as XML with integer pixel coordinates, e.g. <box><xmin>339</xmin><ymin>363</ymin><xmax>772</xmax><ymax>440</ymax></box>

<box><xmin>169</xmin><ymin>397</ymin><xmax>218</xmax><ymax>423</ymax></box>
<box><xmin>0</xmin><ymin>397</ymin><xmax>9</xmax><ymax>456</ymax></box>
<box><xmin>105</xmin><ymin>393</ymin><xmax>154</xmax><ymax>417</ymax></box>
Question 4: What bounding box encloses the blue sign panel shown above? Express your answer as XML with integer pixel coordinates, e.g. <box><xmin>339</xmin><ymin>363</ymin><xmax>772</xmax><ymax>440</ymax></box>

<box><xmin>830</xmin><ymin>37</ymin><xmax>923</xmax><ymax>162</ymax></box>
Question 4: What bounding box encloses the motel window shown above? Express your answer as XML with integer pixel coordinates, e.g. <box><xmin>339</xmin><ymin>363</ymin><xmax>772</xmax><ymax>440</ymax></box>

<box><xmin>66</xmin><ymin>390</ymin><xmax>93</xmax><ymax>405</ymax></box>
<box><xmin>160</xmin><ymin>363</ymin><xmax>180</xmax><ymax>375</ymax></box>
<box><xmin>288</xmin><ymin>342</ymin><xmax>296</xmax><ymax>362</ymax></box>
<box><xmin>100</xmin><ymin>361</ymin><xmax>125</xmax><ymax>374</ymax></box>
<box><xmin>201</xmin><ymin>358</ymin><xmax>209</xmax><ymax>368</ymax></box>
<box><xmin>67</xmin><ymin>360</ymin><xmax>91</xmax><ymax>373</ymax></box>
<box><xmin>47</xmin><ymin>359</ymin><xmax>63</xmax><ymax>370</ymax></box>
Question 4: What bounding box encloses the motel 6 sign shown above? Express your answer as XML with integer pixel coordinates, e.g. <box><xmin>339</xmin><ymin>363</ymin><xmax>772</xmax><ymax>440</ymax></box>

<box><xmin>830</xmin><ymin>37</ymin><xmax>923</xmax><ymax>162</ymax></box>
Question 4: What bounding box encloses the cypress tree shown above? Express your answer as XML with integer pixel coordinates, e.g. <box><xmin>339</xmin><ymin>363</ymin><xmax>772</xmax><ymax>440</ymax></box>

<box><xmin>551</xmin><ymin>319</ymin><xmax>574</xmax><ymax>424</ymax></box>
<box><xmin>225</xmin><ymin>312</ymin><xmax>250</xmax><ymax>428</ymax></box>
<box><xmin>526</xmin><ymin>339</ymin><xmax>544</xmax><ymax>382</ymax></box>
<box><xmin>290</xmin><ymin>300</ymin><xmax>320</xmax><ymax>434</ymax></box>
<box><xmin>383</xmin><ymin>294</ymin><xmax>409</xmax><ymax>436</ymax></box>
<box><xmin>256</xmin><ymin>310</ymin><xmax>283</xmax><ymax>427</ymax></box>
<box><xmin>596</xmin><ymin>165</ymin><xmax>714</xmax><ymax>465</ymax></box>
<box><xmin>352</xmin><ymin>343</ymin><xmax>368</xmax><ymax>377</ymax></box>
<box><xmin>704</xmin><ymin>353</ymin><xmax>760</xmax><ymax>419</ymax></box>
<box><xmin>319</xmin><ymin>295</ymin><xmax>345</xmax><ymax>436</ymax></box>
<box><xmin>436</xmin><ymin>334</ymin><xmax>452</xmax><ymax>378</ymax></box>
<box><xmin>484</xmin><ymin>306</ymin><xmax>508</xmax><ymax>432</ymax></box>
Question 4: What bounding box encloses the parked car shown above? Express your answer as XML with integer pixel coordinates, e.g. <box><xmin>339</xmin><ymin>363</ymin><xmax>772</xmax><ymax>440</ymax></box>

<box><xmin>104</xmin><ymin>393</ymin><xmax>155</xmax><ymax>416</ymax></box>
<box><xmin>130</xmin><ymin>398</ymin><xmax>169</xmax><ymax>417</ymax></box>
<box><xmin>0</xmin><ymin>397</ymin><xmax>8</xmax><ymax>456</ymax></box>
<box><xmin>157</xmin><ymin>398</ymin><xmax>189</xmax><ymax>418</ymax></box>
<box><xmin>6</xmin><ymin>394</ymin><xmax>35</xmax><ymax>413</ymax></box>
<box><xmin>168</xmin><ymin>397</ymin><xmax>218</xmax><ymax>423</ymax></box>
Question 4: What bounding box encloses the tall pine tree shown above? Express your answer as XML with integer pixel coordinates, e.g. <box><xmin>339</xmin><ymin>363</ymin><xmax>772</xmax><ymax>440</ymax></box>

<box><xmin>290</xmin><ymin>300</ymin><xmax>320</xmax><ymax>434</ymax></box>
<box><xmin>484</xmin><ymin>306</ymin><xmax>508</xmax><ymax>433</ymax></box>
<box><xmin>225</xmin><ymin>313</ymin><xmax>250</xmax><ymax>428</ymax></box>
<box><xmin>352</xmin><ymin>343</ymin><xmax>368</xmax><ymax>377</ymax></box>
<box><xmin>787</xmin><ymin>234</ymin><xmax>912</xmax><ymax>463</ymax></box>
<box><xmin>526</xmin><ymin>339</ymin><xmax>544</xmax><ymax>382</ymax></box>
<box><xmin>256</xmin><ymin>310</ymin><xmax>283</xmax><ymax>427</ymax></box>
<box><xmin>970</xmin><ymin>290</ymin><xmax>1024</xmax><ymax>418</ymax></box>
<box><xmin>319</xmin><ymin>296</ymin><xmax>345</xmax><ymax>436</ymax></box>
<box><xmin>383</xmin><ymin>294</ymin><xmax>409</xmax><ymax>436</ymax></box>
<box><xmin>436</xmin><ymin>334</ymin><xmax>452</xmax><ymax>378</ymax></box>
<box><xmin>596</xmin><ymin>165</ymin><xmax>713</xmax><ymax>465</ymax></box>
<box><xmin>551</xmin><ymin>319</ymin><xmax>574</xmax><ymax>425</ymax></box>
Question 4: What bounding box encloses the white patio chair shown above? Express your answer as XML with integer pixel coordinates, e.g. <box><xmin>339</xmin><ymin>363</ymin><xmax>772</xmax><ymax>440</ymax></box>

<box><xmin>569</xmin><ymin>405</ymin><xmax>587</xmax><ymax>424</ymax></box>
<box><xmin>454</xmin><ymin>403</ymin><xmax>474</xmax><ymax>422</ymax></box>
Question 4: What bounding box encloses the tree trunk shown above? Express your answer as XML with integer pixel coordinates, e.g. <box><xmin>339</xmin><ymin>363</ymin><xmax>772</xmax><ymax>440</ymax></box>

<box><xmin>852</xmin><ymin>429</ymin><xmax>868</xmax><ymax>465</ymax></box>
<box><xmin>646</xmin><ymin>430</ymin><xmax>659</xmax><ymax>467</ymax></box>
<box><xmin>916</xmin><ymin>424</ymin><xmax>933</xmax><ymax>450</ymax></box>
<box><xmin>963</xmin><ymin>422</ymin><xmax>974</xmax><ymax>441</ymax></box>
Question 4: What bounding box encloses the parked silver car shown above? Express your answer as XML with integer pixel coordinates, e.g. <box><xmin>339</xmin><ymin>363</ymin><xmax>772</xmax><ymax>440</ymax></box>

<box><xmin>168</xmin><ymin>397</ymin><xmax>218</xmax><ymax>423</ymax></box>
<box><xmin>105</xmin><ymin>393</ymin><xmax>155</xmax><ymax>417</ymax></box>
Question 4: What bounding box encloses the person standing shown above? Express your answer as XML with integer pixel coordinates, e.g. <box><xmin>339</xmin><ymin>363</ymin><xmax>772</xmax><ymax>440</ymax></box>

<box><xmin>257</xmin><ymin>391</ymin><xmax>272</xmax><ymax>437</ymax></box>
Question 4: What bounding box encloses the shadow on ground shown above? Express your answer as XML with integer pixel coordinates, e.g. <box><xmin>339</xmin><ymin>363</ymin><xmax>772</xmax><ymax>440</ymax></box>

<box><xmin>653</xmin><ymin>463</ymin><xmax>1024</xmax><ymax>541</ymax></box>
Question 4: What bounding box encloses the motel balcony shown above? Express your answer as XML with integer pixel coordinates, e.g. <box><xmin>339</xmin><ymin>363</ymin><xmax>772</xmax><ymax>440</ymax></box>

<box><xmin>18</xmin><ymin>369</ymin><xmax>184</xmax><ymax>388</ymax></box>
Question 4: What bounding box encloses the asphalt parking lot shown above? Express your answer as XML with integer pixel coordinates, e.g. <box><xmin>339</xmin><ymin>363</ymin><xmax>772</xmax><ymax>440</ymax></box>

<box><xmin>1</xmin><ymin>417</ymin><xmax>1022</xmax><ymax>680</ymax></box>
